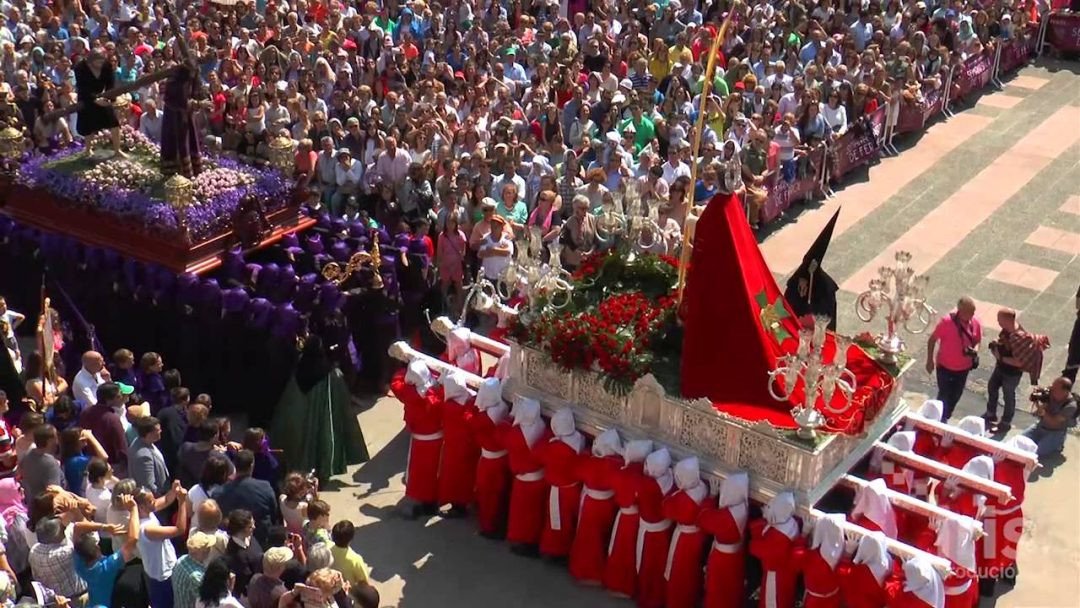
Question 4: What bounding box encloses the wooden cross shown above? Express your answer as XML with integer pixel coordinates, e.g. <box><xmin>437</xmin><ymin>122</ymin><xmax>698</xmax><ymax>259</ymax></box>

<box><xmin>38</xmin><ymin>9</ymin><xmax>200</xmax><ymax>123</ymax></box>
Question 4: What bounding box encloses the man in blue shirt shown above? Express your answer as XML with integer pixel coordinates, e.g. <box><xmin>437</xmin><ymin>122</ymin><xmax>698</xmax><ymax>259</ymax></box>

<box><xmin>73</xmin><ymin>492</ymin><xmax>140</xmax><ymax>608</ymax></box>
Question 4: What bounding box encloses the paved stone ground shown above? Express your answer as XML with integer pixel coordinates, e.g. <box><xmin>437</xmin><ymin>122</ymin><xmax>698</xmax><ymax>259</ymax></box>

<box><xmin>316</xmin><ymin>59</ymin><xmax>1080</xmax><ymax>607</ymax></box>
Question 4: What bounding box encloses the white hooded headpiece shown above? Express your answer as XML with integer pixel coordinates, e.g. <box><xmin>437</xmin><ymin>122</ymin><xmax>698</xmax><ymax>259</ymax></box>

<box><xmin>591</xmin><ymin>428</ymin><xmax>622</xmax><ymax>458</ymax></box>
<box><xmin>447</xmin><ymin>326</ymin><xmax>473</xmax><ymax>360</ymax></box>
<box><xmin>763</xmin><ymin>491</ymin><xmax>799</xmax><ymax>540</ymax></box>
<box><xmin>872</xmin><ymin>430</ymin><xmax>917</xmax><ymax>470</ymax></box>
<box><xmin>933</xmin><ymin>516</ymin><xmax>978</xmax><ymax>572</ymax></box>
<box><xmin>474</xmin><ymin>378</ymin><xmax>508</xmax><ymax>423</ymax></box>
<box><xmin>810</xmin><ymin>513</ymin><xmax>846</xmax><ymax>570</ymax></box>
<box><xmin>405</xmin><ymin>359</ymin><xmax>434</xmax><ymax>393</ymax></box>
<box><xmin>902</xmin><ymin>556</ymin><xmax>945</xmax><ymax>608</ymax></box>
<box><xmin>622</xmin><ymin>439</ymin><xmax>653</xmax><ymax>466</ymax></box>
<box><xmin>918</xmin><ymin>399</ymin><xmax>944</xmax><ymax>421</ymax></box>
<box><xmin>852</xmin><ymin>478</ymin><xmax>898</xmax><ymax>538</ymax></box>
<box><xmin>673</xmin><ymin>457</ymin><xmax>707</xmax><ymax>504</ymax></box>
<box><xmin>957</xmin><ymin>415</ymin><xmax>987</xmax><ymax>438</ymax></box>
<box><xmin>512</xmin><ymin>397</ymin><xmax>546</xmax><ymax>447</ymax></box>
<box><xmin>550</xmin><ymin>408</ymin><xmax>585</xmax><ymax>453</ymax></box>
<box><xmin>644</xmin><ymin>448</ymin><xmax>674</xmax><ymax>495</ymax></box>
<box><xmin>853</xmin><ymin>531</ymin><xmax>893</xmax><ymax>584</ymax></box>
<box><xmin>718</xmin><ymin>472</ymin><xmax>749</xmax><ymax>534</ymax></box>
<box><xmin>441</xmin><ymin>371</ymin><xmax>474</xmax><ymax>404</ymax></box>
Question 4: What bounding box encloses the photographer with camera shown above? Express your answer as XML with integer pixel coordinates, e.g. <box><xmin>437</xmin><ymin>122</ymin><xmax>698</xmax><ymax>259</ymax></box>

<box><xmin>926</xmin><ymin>297</ymin><xmax>983</xmax><ymax>422</ymax></box>
<box><xmin>983</xmin><ymin>309</ymin><xmax>1050</xmax><ymax>433</ymax></box>
<box><xmin>1022</xmin><ymin>377</ymin><xmax>1077</xmax><ymax>458</ymax></box>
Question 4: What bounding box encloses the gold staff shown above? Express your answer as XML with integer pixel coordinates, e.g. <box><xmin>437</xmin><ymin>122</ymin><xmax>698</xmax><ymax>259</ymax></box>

<box><xmin>676</xmin><ymin>6</ymin><xmax>737</xmax><ymax>306</ymax></box>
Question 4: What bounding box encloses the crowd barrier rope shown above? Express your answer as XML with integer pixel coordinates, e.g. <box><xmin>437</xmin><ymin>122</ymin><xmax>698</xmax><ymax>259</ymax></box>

<box><xmin>756</xmin><ymin>30</ymin><xmax>1039</xmax><ymax>225</ymax></box>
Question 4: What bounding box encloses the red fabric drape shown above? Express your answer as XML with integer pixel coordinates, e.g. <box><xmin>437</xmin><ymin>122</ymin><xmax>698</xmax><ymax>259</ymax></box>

<box><xmin>679</xmin><ymin>193</ymin><xmax>894</xmax><ymax>434</ymax></box>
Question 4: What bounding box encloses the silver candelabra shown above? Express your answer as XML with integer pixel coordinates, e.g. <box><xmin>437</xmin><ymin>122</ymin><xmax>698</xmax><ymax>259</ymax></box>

<box><xmin>768</xmin><ymin>316</ymin><xmax>858</xmax><ymax>439</ymax></box>
<box><xmin>854</xmin><ymin>251</ymin><xmax>935</xmax><ymax>364</ymax></box>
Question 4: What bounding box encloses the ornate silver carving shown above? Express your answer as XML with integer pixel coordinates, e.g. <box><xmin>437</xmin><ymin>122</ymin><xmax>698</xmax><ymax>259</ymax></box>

<box><xmin>678</xmin><ymin>409</ymin><xmax>739</xmax><ymax>465</ymax></box>
<box><xmin>575</xmin><ymin>372</ymin><xmax>627</xmax><ymax>419</ymax></box>
<box><xmin>523</xmin><ymin>348</ymin><xmax>573</xmax><ymax>401</ymax></box>
<box><xmin>738</xmin><ymin>431</ymin><xmax>796</xmax><ymax>487</ymax></box>
<box><xmin>628</xmin><ymin>375</ymin><xmax>665</xmax><ymax>426</ymax></box>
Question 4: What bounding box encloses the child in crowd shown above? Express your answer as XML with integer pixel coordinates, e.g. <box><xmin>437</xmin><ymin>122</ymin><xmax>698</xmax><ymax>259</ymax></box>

<box><xmin>280</xmin><ymin>472</ymin><xmax>317</xmax><ymax>536</ymax></box>
<box><xmin>302</xmin><ymin>499</ymin><xmax>332</xmax><ymax>548</ymax></box>
<box><xmin>85</xmin><ymin>458</ymin><xmax>118</xmax><ymax>523</ymax></box>
<box><xmin>243</xmin><ymin>427</ymin><xmax>281</xmax><ymax>485</ymax></box>
<box><xmin>329</xmin><ymin>520</ymin><xmax>372</xmax><ymax>588</ymax></box>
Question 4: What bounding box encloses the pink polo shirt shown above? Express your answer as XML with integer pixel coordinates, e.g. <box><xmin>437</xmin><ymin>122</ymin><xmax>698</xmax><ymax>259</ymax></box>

<box><xmin>932</xmin><ymin>311</ymin><xmax>982</xmax><ymax>372</ymax></box>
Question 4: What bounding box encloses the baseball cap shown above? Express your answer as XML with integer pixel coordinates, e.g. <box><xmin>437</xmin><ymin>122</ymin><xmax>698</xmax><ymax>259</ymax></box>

<box><xmin>117</xmin><ymin>382</ymin><xmax>135</xmax><ymax>396</ymax></box>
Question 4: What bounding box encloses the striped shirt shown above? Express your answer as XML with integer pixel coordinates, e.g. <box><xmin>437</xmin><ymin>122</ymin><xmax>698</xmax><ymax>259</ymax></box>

<box><xmin>172</xmin><ymin>554</ymin><xmax>206</xmax><ymax>608</ymax></box>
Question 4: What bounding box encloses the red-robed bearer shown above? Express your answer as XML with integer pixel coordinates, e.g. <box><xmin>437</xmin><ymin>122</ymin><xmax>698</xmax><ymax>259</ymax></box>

<box><xmin>437</xmin><ymin>371</ymin><xmax>480</xmax><ymax>518</ymax></box>
<box><xmin>906</xmin><ymin>400</ymin><xmax>944</xmax><ymax>499</ymax></box>
<box><xmin>870</xmin><ymin>432</ymin><xmax>916</xmax><ymax>538</ymax></box>
<box><xmin>749</xmin><ymin>491</ymin><xmax>803</xmax><ymax>608</ymax></box>
<box><xmin>389</xmin><ymin>360</ymin><xmax>443</xmax><ymax>518</ymax></box>
<box><xmin>569</xmin><ymin>428</ymin><xmax>623</xmax><ymax>584</ymax></box>
<box><xmin>933</xmin><ymin>517</ymin><xmax>980</xmax><ymax>608</ymax></box>
<box><xmin>935</xmin><ymin>416</ymin><xmax>987</xmax><ymax>470</ymax></box>
<box><xmin>502</xmin><ymin>397</ymin><xmax>551</xmax><ymax>555</ymax></box>
<box><xmin>539</xmin><ymin>408</ymin><xmax>586</xmax><ymax>558</ymax></box>
<box><xmin>470</xmin><ymin>377</ymin><xmax>511</xmax><ymax>538</ymax></box>
<box><xmin>700</xmin><ymin>472</ymin><xmax>749</xmax><ymax>608</ymax></box>
<box><xmin>799</xmin><ymin>513</ymin><xmax>846</xmax><ymax>608</ymax></box>
<box><xmin>887</xmin><ymin>556</ymin><xmax>946</xmax><ymax>608</ymax></box>
<box><xmin>985</xmin><ymin>436</ymin><xmax>1037</xmax><ymax>588</ymax></box>
<box><xmin>602</xmin><ymin>439</ymin><xmax>653</xmax><ymax>597</ymax></box>
<box><xmin>841</xmin><ymin>531</ymin><xmax>897</xmax><ymax>608</ymax></box>
<box><xmin>446</xmin><ymin>326</ymin><xmax>482</xmax><ymax>376</ymax></box>
<box><xmin>851</xmin><ymin>478</ymin><xmax>899</xmax><ymax>539</ymax></box>
<box><xmin>662</xmin><ymin>457</ymin><xmax>708</xmax><ymax>608</ymax></box>
<box><xmin>635</xmin><ymin>447</ymin><xmax>675</xmax><ymax>608</ymax></box>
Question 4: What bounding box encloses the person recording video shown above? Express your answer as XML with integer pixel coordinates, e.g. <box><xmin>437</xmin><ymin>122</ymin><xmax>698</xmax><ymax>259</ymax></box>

<box><xmin>1023</xmin><ymin>377</ymin><xmax>1077</xmax><ymax>458</ymax></box>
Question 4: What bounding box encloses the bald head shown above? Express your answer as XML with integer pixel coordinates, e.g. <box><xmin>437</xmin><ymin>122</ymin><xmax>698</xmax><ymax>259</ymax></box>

<box><xmin>197</xmin><ymin>498</ymin><xmax>223</xmax><ymax>531</ymax></box>
<box><xmin>82</xmin><ymin>351</ymin><xmax>105</xmax><ymax>373</ymax></box>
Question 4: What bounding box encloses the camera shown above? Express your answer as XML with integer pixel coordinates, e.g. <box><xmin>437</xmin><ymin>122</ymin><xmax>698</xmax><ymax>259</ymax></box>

<box><xmin>1029</xmin><ymin>387</ymin><xmax>1051</xmax><ymax>404</ymax></box>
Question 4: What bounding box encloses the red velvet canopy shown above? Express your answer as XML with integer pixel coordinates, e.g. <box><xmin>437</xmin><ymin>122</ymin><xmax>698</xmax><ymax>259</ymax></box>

<box><xmin>679</xmin><ymin>193</ymin><xmax>894</xmax><ymax>435</ymax></box>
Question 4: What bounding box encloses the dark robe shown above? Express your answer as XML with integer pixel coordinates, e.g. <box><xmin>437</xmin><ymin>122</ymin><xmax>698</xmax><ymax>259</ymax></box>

<box><xmin>784</xmin><ymin>270</ymin><xmax>839</xmax><ymax>331</ymax></box>
<box><xmin>160</xmin><ymin>65</ymin><xmax>203</xmax><ymax>177</ymax></box>
<box><xmin>270</xmin><ymin>336</ymin><xmax>368</xmax><ymax>482</ymax></box>
<box><xmin>74</xmin><ymin>59</ymin><xmax>119</xmax><ymax>137</ymax></box>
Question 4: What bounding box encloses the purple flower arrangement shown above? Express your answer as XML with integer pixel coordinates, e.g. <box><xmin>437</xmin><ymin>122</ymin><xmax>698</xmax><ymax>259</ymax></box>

<box><xmin>16</xmin><ymin>128</ymin><xmax>294</xmax><ymax>243</ymax></box>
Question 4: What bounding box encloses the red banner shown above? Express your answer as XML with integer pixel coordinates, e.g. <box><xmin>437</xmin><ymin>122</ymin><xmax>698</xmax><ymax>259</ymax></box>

<box><xmin>1047</xmin><ymin>11</ymin><xmax>1080</xmax><ymax>52</ymax></box>
<box><xmin>955</xmin><ymin>52</ymin><xmax>995</xmax><ymax>98</ymax></box>
<box><xmin>832</xmin><ymin>106</ymin><xmax>885</xmax><ymax>178</ymax></box>
<box><xmin>998</xmin><ymin>37</ymin><xmax>1035</xmax><ymax>74</ymax></box>
<box><xmin>896</xmin><ymin>86</ymin><xmax>943</xmax><ymax>134</ymax></box>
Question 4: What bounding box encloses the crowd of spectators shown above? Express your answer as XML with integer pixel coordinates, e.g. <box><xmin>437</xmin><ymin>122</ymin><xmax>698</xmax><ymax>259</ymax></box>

<box><xmin>0</xmin><ymin>0</ymin><xmax>1042</xmax><ymax>300</ymax></box>
<box><xmin>0</xmin><ymin>326</ymin><xmax>379</xmax><ymax>607</ymax></box>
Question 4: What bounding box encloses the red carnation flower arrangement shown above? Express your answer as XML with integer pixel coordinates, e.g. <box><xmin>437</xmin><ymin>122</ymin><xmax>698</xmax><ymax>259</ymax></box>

<box><xmin>510</xmin><ymin>249</ymin><xmax>682</xmax><ymax>393</ymax></box>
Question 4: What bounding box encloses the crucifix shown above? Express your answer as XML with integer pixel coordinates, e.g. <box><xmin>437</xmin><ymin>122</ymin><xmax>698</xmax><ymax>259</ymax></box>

<box><xmin>37</xmin><ymin>10</ymin><xmax>201</xmax><ymax>124</ymax></box>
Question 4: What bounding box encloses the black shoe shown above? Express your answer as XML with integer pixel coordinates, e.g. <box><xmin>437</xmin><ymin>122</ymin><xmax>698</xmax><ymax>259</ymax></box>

<box><xmin>421</xmin><ymin>502</ymin><xmax>440</xmax><ymax>516</ymax></box>
<box><xmin>994</xmin><ymin>421</ymin><xmax>1012</xmax><ymax>433</ymax></box>
<box><xmin>509</xmin><ymin>543</ymin><xmax>539</xmax><ymax>558</ymax></box>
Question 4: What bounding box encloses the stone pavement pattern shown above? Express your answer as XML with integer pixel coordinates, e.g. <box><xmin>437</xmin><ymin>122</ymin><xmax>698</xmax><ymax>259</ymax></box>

<box><xmin>317</xmin><ymin>60</ymin><xmax>1080</xmax><ymax>607</ymax></box>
